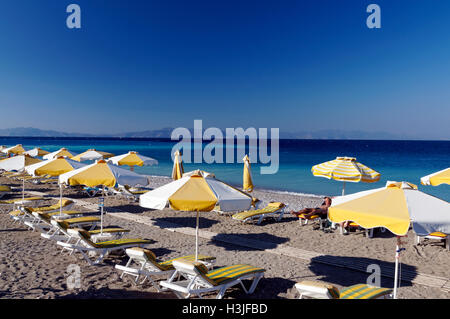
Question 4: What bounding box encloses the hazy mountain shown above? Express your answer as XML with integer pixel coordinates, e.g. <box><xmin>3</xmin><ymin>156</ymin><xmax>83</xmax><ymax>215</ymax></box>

<box><xmin>0</xmin><ymin>127</ymin><xmax>93</xmax><ymax>137</ymax></box>
<box><xmin>0</xmin><ymin>127</ymin><xmax>445</xmax><ymax>140</ymax></box>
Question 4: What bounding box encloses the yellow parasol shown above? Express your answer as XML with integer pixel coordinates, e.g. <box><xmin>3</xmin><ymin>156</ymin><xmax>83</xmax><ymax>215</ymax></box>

<box><xmin>140</xmin><ymin>170</ymin><xmax>253</xmax><ymax>260</ymax></box>
<box><xmin>171</xmin><ymin>150</ymin><xmax>184</xmax><ymax>180</ymax></box>
<box><xmin>107</xmin><ymin>151</ymin><xmax>158</xmax><ymax>171</ymax></box>
<box><xmin>25</xmin><ymin>156</ymin><xmax>86</xmax><ymax>216</ymax></box>
<box><xmin>71</xmin><ymin>149</ymin><xmax>115</xmax><ymax>162</ymax></box>
<box><xmin>420</xmin><ymin>168</ymin><xmax>450</xmax><ymax>186</ymax></box>
<box><xmin>2</xmin><ymin>144</ymin><xmax>26</xmax><ymax>156</ymax></box>
<box><xmin>243</xmin><ymin>154</ymin><xmax>254</xmax><ymax>192</ymax></box>
<box><xmin>312</xmin><ymin>156</ymin><xmax>380</xmax><ymax>195</ymax></box>
<box><xmin>329</xmin><ymin>181</ymin><xmax>450</xmax><ymax>298</ymax></box>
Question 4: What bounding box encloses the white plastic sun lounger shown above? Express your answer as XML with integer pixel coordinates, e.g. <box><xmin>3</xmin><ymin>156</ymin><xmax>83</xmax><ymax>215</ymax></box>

<box><xmin>415</xmin><ymin>232</ymin><xmax>449</xmax><ymax>250</ymax></box>
<box><xmin>232</xmin><ymin>202</ymin><xmax>287</xmax><ymax>225</ymax></box>
<box><xmin>41</xmin><ymin>219</ymin><xmax>129</xmax><ymax>242</ymax></box>
<box><xmin>160</xmin><ymin>259</ymin><xmax>265</xmax><ymax>299</ymax></box>
<box><xmin>115</xmin><ymin>247</ymin><xmax>216</xmax><ymax>291</ymax></box>
<box><xmin>295</xmin><ymin>281</ymin><xmax>392</xmax><ymax>299</ymax></box>
<box><xmin>57</xmin><ymin>228</ymin><xmax>152</xmax><ymax>265</ymax></box>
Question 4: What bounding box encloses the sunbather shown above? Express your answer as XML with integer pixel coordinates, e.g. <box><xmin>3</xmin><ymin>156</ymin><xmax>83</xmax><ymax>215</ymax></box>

<box><xmin>291</xmin><ymin>196</ymin><xmax>332</xmax><ymax>219</ymax></box>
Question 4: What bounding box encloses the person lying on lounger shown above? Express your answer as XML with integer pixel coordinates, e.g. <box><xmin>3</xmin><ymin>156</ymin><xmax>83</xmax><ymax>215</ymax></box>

<box><xmin>291</xmin><ymin>196</ymin><xmax>332</xmax><ymax>219</ymax></box>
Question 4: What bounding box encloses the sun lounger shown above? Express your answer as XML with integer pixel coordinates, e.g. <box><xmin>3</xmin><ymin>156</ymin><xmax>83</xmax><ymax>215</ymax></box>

<box><xmin>42</xmin><ymin>219</ymin><xmax>129</xmax><ymax>242</ymax></box>
<box><xmin>0</xmin><ymin>185</ymin><xmax>11</xmax><ymax>199</ymax></box>
<box><xmin>160</xmin><ymin>260</ymin><xmax>265</xmax><ymax>299</ymax></box>
<box><xmin>0</xmin><ymin>196</ymin><xmax>46</xmax><ymax>205</ymax></box>
<box><xmin>295</xmin><ymin>281</ymin><xmax>392</xmax><ymax>299</ymax></box>
<box><xmin>57</xmin><ymin>228</ymin><xmax>152</xmax><ymax>265</ymax></box>
<box><xmin>8</xmin><ymin>199</ymin><xmax>74</xmax><ymax>220</ymax></box>
<box><xmin>416</xmin><ymin>232</ymin><xmax>449</xmax><ymax>250</ymax></box>
<box><xmin>232</xmin><ymin>202</ymin><xmax>287</xmax><ymax>224</ymax></box>
<box><xmin>119</xmin><ymin>185</ymin><xmax>149</xmax><ymax>201</ymax></box>
<box><xmin>23</xmin><ymin>208</ymin><xmax>100</xmax><ymax>233</ymax></box>
<box><xmin>297</xmin><ymin>213</ymin><xmax>332</xmax><ymax>230</ymax></box>
<box><xmin>115</xmin><ymin>247</ymin><xmax>216</xmax><ymax>291</ymax></box>
<box><xmin>0</xmin><ymin>196</ymin><xmax>47</xmax><ymax>209</ymax></box>
<box><xmin>340</xmin><ymin>222</ymin><xmax>375</xmax><ymax>238</ymax></box>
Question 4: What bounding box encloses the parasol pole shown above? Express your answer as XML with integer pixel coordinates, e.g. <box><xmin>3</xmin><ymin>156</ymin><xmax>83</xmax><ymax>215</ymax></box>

<box><xmin>393</xmin><ymin>236</ymin><xmax>406</xmax><ymax>299</ymax></box>
<box><xmin>100</xmin><ymin>185</ymin><xmax>105</xmax><ymax>234</ymax></box>
<box><xmin>22</xmin><ymin>175</ymin><xmax>25</xmax><ymax>201</ymax></box>
<box><xmin>59</xmin><ymin>182</ymin><xmax>63</xmax><ymax>217</ymax></box>
<box><xmin>195</xmin><ymin>209</ymin><xmax>199</xmax><ymax>261</ymax></box>
<box><xmin>342</xmin><ymin>181</ymin><xmax>346</xmax><ymax>196</ymax></box>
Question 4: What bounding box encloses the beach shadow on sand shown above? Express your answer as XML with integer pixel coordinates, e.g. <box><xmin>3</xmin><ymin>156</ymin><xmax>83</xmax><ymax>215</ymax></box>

<box><xmin>0</xmin><ymin>228</ymin><xmax>28</xmax><ymax>232</ymax></box>
<box><xmin>153</xmin><ymin>216</ymin><xmax>220</xmax><ymax>229</ymax></box>
<box><xmin>58</xmin><ymin>287</ymin><xmax>177</xmax><ymax>299</ymax></box>
<box><xmin>308</xmin><ymin>255</ymin><xmax>417</xmax><ymax>288</ymax></box>
<box><xmin>209</xmin><ymin>232</ymin><xmax>290</xmax><ymax>251</ymax></box>
<box><xmin>107</xmin><ymin>204</ymin><xmax>148</xmax><ymax>214</ymax></box>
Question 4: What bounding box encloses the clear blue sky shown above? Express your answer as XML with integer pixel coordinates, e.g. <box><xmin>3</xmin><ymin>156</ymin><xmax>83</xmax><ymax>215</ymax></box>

<box><xmin>0</xmin><ymin>0</ymin><xmax>449</xmax><ymax>139</ymax></box>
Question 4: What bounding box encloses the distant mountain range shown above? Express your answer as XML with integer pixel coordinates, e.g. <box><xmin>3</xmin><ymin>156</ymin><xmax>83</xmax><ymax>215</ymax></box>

<box><xmin>0</xmin><ymin>126</ymin><xmax>446</xmax><ymax>140</ymax></box>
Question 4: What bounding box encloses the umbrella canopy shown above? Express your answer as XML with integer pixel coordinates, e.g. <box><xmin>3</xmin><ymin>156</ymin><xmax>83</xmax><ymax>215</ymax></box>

<box><xmin>23</xmin><ymin>147</ymin><xmax>50</xmax><ymax>157</ymax></box>
<box><xmin>329</xmin><ymin>181</ymin><xmax>450</xmax><ymax>236</ymax></box>
<box><xmin>1</xmin><ymin>144</ymin><xmax>26</xmax><ymax>155</ymax></box>
<box><xmin>71</xmin><ymin>149</ymin><xmax>115</xmax><ymax>162</ymax></box>
<box><xmin>0</xmin><ymin>154</ymin><xmax>41</xmax><ymax>171</ymax></box>
<box><xmin>312</xmin><ymin>156</ymin><xmax>380</xmax><ymax>195</ymax></box>
<box><xmin>329</xmin><ymin>181</ymin><xmax>450</xmax><ymax>299</ymax></box>
<box><xmin>171</xmin><ymin>150</ymin><xmax>184</xmax><ymax>180</ymax></box>
<box><xmin>59</xmin><ymin>159</ymin><xmax>150</xmax><ymax>188</ymax></box>
<box><xmin>243</xmin><ymin>154</ymin><xmax>254</xmax><ymax>192</ymax></box>
<box><xmin>140</xmin><ymin>170</ymin><xmax>252</xmax><ymax>212</ymax></box>
<box><xmin>43</xmin><ymin>148</ymin><xmax>76</xmax><ymax>160</ymax></box>
<box><xmin>25</xmin><ymin>157</ymin><xmax>86</xmax><ymax>177</ymax></box>
<box><xmin>107</xmin><ymin>151</ymin><xmax>158</xmax><ymax>168</ymax></box>
<box><xmin>59</xmin><ymin>160</ymin><xmax>150</xmax><ymax>233</ymax></box>
<box><xmin>140</xmin><ymin>170</ymin><xmax>252</xmax><ymax>260</ymax></box>
<box><xmin>421</xmin><ymin>168</ymin><xmax>450</xmax><ymax>186</ymax></box>
<box><xmin>25</xmin><ymin>156</ymin><xmax>87</xmax><ymax>217</ymax></box>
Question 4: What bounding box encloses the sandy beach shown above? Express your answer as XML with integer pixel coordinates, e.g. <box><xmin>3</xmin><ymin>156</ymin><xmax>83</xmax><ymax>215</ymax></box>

<box><xmin>0</xmin><ymin>175</ymin><xmax>448</xmax><ymax>299</ymax></box>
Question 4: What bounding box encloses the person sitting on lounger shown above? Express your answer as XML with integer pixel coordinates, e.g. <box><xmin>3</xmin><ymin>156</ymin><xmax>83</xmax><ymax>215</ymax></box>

<box><xmin>291</xmin><ymin>196</ymin><xmax>332</xmax><ymax>219</ymax></box>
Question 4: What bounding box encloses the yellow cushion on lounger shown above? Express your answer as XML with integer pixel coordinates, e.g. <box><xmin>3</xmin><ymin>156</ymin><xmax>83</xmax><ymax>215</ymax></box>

<box><xmin>127</xmin><ymin>248</ymin><xmax>216</xmax><ymax>271</ymax></box>
<box><xmin>54</xmin><ymin>219</ymin><xmax>70</xmax><ymax>230</ymax></box>
<box><xmin>94</xmin><ymin>238</ymin><xmax>151</xmax><ymax>249</ymax></box>
<box><xmin>0</xmin><ymin>196</ymin><xmax>44</xmax><ymax>204</ymax></box>
<box><xmin>339</xmin><ymin>284</ymin><xmax>392</xmax><ymax>299</ymax></box>
<box><xmin>64</xmin><ymin>216</ymin><xmax>100</xmax><ymax>224</ymax></box>
<box><xmin>88</xmin><ymin>228</ymin><xmax>129</xmax><ymax>235</ymax></box>
<box><xmin>33</xmin><ymin>199</ymin><xmax>73</xmax><ymax>212</ymax></box>
<box><xmin>9</xmin><ymin>210</ymin><xmax>23</xmax><ymax>217</ymax></box>
<box><xmin>179</xmin><ymin>260</ymin><xmax>218</xmax><ymax>286</ymax></box>
<box><xmin>298</xmin><ymin>213</ymin><xmax>320</xmax><ymax>220</ymax></box>
<box><xmin>428</xmin><ymin>232</ymin><xmax>447</xmax><ymax>238</ymax></box>
<box><xmin>267</xmin><ymin>202</ymin><xmax>285</xmax><ymax>208</ymax></box>
<box><xmin>159</xmin><ymin>255</ymin><xmax>216</xmax><ymax>269</ymax></box>
<box><xmin>47</xmin><ymin>210</ymin><xmax>83</xmax><ymax>217</ymax></box>
<box><xmin>297</xmin><ymin>280</ymin><xmax>340</xmax><ymax>299</ymax></box>
<box><xmin>206</xmin><ymin>264</ymin><xmax>265</xmax><ymax>286</ymax></box>
<box><xmin>0</xmin><ymin>185</ymin><xmax>11</xmax><ymax>192</ymax></box>
<box><xmin>232</xmin><ymin>206</ymin><xmax>280</xmax><ymax>220</ymax></box>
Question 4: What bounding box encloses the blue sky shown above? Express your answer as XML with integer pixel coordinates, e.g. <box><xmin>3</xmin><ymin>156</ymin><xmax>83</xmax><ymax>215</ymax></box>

<box><xmin>0</xmin><ymin>0</ymin><xmax>449</xmax><ymax>139</ymax></box>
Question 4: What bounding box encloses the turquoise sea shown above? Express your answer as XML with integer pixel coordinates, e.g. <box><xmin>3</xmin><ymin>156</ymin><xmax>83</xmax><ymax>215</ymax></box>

<box><xmin>1</xmin><ymin>137</ymin><xmax>449</xmax><ymax>201</ymax></box>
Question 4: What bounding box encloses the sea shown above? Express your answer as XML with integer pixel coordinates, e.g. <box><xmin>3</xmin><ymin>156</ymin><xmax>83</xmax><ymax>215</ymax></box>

<box><xmin>1</xmin><ymin>137</ymin><xmax>449</xmax><ymax>201</ymax></box>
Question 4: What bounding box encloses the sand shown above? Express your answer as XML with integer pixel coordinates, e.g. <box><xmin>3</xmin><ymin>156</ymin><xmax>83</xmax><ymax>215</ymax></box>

<box><xmin>0</xmin><ymin>175</ymin><xmax>448</xmax><ymax>299</ymax></box>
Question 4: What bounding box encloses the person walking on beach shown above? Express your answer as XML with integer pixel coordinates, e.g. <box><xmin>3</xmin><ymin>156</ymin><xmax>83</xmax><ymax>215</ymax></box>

<box><xmin>291</xmin><ymin>196</ymin><xmax>332</xmax><ymax>219</ymax></box>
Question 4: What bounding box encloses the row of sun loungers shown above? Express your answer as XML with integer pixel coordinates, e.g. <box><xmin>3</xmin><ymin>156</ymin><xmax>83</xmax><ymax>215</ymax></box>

<box><xmin>5</xmin><ymin>195</ymin><xmax>268</xmax><ymax>299</ymax></box>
